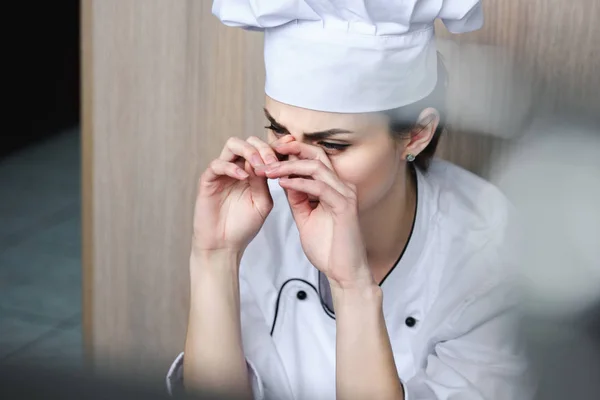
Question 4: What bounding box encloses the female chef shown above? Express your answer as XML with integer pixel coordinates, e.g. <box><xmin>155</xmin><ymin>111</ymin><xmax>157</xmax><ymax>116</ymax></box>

<box><xmin>167</xmin><ymin>1</ymin><xmax>534</xmax><ymax>399</ymax></box>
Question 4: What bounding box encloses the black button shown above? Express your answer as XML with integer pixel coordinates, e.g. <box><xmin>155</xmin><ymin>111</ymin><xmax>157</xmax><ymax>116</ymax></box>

<box><xmin>405</xmin><ymin>317</ymin><xmax>417</xmax><ymax>328</ymax></box>
<box><xmin>296</xmin><ymin>290</ymin><xmax>307</xmax><ymax>300</ymax></box>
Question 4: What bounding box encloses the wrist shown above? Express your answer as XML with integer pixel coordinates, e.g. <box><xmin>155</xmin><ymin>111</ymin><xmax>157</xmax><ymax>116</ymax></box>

<box><xmin>330</xmin><ymin>280</ymin><xmax>382</xmax><ymax>310</ymax></box>
<box><xmin>189</xmin><ymin>248</ymin><xmax>243</xmax><ymax>281</ymax></box>
<box><xmin>191</xmin><ymin>246</ymin><xmax>243</xmax><ymax>265</ymax></box>
<box><xmin>327</xmin><ymin>263</ymin><xmax>376</xmax><ymax>293</ymax></box>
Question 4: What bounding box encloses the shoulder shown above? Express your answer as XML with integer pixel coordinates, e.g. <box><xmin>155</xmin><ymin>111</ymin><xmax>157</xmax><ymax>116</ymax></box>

<box><xmin>423</xmin><ymin>159</ymin><xmax>513</xmax><ymax>248</ymax></box>
<box><xmin>419</xmin><ymin>160</ymin><xmax>520</xmax><ymax>308</ymax></box>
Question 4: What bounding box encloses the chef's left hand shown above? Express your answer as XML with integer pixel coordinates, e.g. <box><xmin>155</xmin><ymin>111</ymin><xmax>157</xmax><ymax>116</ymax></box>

<box><xmin>256</xmin><ymin>140</ymin><xmax>375</xmax><ymax>291</ymax></box>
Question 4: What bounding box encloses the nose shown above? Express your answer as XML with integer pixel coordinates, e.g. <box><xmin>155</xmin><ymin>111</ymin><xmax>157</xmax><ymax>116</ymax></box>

<box><xmin>274</xmin><ymin>134</ymin><xmax>301</xmax><ymax>162</ymax></box>
<box><xmin>275</xmin><ymin>143</ymin><xmax>300</xmax><ymax>162</ymax></box>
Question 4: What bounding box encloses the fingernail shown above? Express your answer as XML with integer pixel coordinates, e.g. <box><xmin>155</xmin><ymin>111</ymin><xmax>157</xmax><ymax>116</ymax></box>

<box><xmin>251</xmin><ymin>155</ymin><xmax>263</xmax><ymax>166</ymax></box>
<box><xmin>237</xmin><ymin>168</ymin><xmax>249</xmax><ymax>178</ymax></box>
<box><xmin>266</xmin><ymin>155</ymin><xmax>279</xmax><ymax>164</ymax></box>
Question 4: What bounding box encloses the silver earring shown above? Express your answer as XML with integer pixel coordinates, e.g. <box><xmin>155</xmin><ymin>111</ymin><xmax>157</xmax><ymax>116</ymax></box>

<box><xmin>406</xmin><ymin>153</ymin><xmax>416</xmax><ymax>162</ymax></box>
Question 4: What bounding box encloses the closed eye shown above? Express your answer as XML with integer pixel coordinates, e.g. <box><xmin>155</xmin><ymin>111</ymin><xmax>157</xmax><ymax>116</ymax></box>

<box><xmin>266</xmin><ymin>123</ymin><xmax>350</xmax><ymax>153</ymax></box>
<box><xmin>320</xmin><ymin>142</ymin><xmax>350</xmax><ymax>151</ymax></box>
<box><xmin>265</xmin><ymin>124</ymin><xmax>288</xmax><ymax>135</ymax></box>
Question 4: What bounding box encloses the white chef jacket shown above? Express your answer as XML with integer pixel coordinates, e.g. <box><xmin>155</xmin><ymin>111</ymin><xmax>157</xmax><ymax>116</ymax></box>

<box><xmin>167</xmin><ymin>159</ymin><xmax>534</xmax><ymax>400</ymax></box>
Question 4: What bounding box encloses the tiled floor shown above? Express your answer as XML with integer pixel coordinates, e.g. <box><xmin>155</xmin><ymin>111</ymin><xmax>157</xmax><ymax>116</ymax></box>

<box><xmin>0</xmin><ymin>127</ymin><xmax>82</xmax><ymax>370</ymax></box>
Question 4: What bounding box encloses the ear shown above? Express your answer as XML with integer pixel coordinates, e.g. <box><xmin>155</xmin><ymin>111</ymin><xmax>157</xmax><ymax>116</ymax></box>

<box><xmin>402</xmin><ymin>108</ymin><xmax>440</xmax><ymax>160</ymax></box>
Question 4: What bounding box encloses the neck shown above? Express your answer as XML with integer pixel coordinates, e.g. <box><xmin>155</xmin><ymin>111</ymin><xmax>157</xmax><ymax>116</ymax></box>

<box><xmin>359</xmin><ymin>165</ymin><xmax>417</xmax><ymax>284</ymax></box>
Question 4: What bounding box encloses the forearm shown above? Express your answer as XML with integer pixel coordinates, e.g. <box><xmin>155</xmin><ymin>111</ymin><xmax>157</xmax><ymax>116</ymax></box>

<box><xmin>183</xmin><ymin>250</ymin><xmax>251</xmax><ymax>398</ymax></box>
<box><xmin>332</xmin><ymin>284</ymin><xmax>405</xmax><ymax>400</ymax></box>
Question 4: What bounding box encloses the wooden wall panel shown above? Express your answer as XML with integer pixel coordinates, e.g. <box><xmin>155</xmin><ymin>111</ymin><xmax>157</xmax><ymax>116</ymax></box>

<box><xmin>82</xmin><ymin>0</ymin><xmax>598</xmax><ymax>381</ymax></box>
<box><xmin>82</xmin><ymin>0</ymin><xmax>264</xmax><ymax>380</ymax></box>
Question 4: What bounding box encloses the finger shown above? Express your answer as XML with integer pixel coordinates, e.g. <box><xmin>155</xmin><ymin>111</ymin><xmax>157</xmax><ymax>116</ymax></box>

<box><xmin>245</xmin><ymin>160</ymin><xmax>274</xmax><ymax>219</ymax></box>
<box><xmin>246</xmin><ymin>136</ymin><xmax>280</xmax><ymax>165</ymax></box>
<box><xmin>220</xmin><ymin>137</ymin><xmax>265</xmax><ymax>168</ymax></box>
<box><xmin>246</xmin><ymin>136</ymin><xmax>280</xmax><ymax>178</ymax></box>
<box><xmin>271</xmin><ymin>141</ymin><xmax>333</xmax><ymax>169</ymax></box>
<box><xmin>283</xmin><ymin>186</ymin><xmax>313</xmax><ymax>224</ymax></box>
<box><xmin>269</xmin><ymin>134</ymin><xmax>296</xmax><ymax>148</ymax></box>
<box><xmin>269</xmin><ymin>135</ymin><xmax>296</xmax><ymax>162</ymax></box>
<box><xmin>278</xmin><ymin>177</ymin><xmax>355</xmax><ymax>214</ymax></box>
<box><xmin>262</xmin><ymin>160</ymin><xmax>353</xmax><ymax>198</ymax></box>
<box><xmin>200</xmin><ymin>159</ymin><xmax>249</xmax><ymax>185</ymax></box>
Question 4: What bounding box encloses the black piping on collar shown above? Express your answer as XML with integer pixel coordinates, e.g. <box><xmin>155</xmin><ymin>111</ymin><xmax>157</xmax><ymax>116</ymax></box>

<box><xmin>270</xmin><ymin>278</ymin><xmax>335</xmax><ymax>337</ymax></box>
<box><xmin>271</xmin><ymin>165</ymin><xmax>419</xmax><ymax>329</ymax></box>
<box><xmin>316</xmin><ymin>164</ymin><xmax>420</xmax><ymax>318</ymax></box>
<box><xmin>378</xmin><ymin>164</ymin><xmax>419</xmax><ymax>287</ymax></box>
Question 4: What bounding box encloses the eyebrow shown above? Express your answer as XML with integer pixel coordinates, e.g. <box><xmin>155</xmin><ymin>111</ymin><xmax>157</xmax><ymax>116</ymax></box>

<box><xmin>263</xmin><ymin>108</ymin><xmax>353</xmax><ymax>140</ymax></box>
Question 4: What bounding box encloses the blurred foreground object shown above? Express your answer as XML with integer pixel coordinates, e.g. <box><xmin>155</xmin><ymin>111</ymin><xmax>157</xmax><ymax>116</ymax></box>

<box><xmin>491</xmin><ymin>114</ymin><xmax>600</xmax><ymax>319</ymax></box>
<box><xmin>489</xmin><ymin>110</ymin><xmax>600</xmax><ymax>399</ymax></box>
<box><xmin>437</xmin><ymin>40</ymin><xmax>534</xmax><ymax>140</ymax></box>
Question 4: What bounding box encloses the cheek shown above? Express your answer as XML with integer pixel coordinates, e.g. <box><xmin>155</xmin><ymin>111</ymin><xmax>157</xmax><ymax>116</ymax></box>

<box><xmin>333</xmin><ymin>143</ymin><xmax>399</xmax><ymax>209</ymax></box>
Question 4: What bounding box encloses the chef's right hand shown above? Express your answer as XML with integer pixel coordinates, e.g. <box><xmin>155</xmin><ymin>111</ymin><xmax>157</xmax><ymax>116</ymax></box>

<box><xmin>192</xmin><ymin>135</ymin><xmax>295</xmax><ymax>257</ymax></box>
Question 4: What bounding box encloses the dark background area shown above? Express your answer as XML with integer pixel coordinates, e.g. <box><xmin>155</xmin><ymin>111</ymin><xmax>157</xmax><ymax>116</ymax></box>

<box><xmin>0</xmin><ymin>0</ymin><xmax>83</xmax><ymax>384</ymax></box>
<box><xmin>2</xmin><ymin>1</ymin><xmax>80</xmax><ymax>159</ymax></box>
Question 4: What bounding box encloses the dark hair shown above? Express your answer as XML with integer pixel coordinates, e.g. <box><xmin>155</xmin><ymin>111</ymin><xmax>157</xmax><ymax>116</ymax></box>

<box><xmin>381</xmin><ymin>54</ymin><xmax>448</xmax><ymax>172</ymax></box>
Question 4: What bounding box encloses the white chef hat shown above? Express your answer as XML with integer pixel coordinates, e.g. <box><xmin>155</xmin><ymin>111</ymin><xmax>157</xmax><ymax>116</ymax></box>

<box><xmin>213</xmin><ymin>0</ymin><xmax>483</xmax><ymax>113</ymax></box>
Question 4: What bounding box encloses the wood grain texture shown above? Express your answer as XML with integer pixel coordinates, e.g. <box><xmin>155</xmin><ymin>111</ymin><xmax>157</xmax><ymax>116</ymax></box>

<box><xmin>82</xmin><ymin>0</ymin><xmax>599</xmax><ymax>381</ymax></box>
<box><xmin>83</xmin><ymin>0</ymin><xmax>265</xmax><ymax>380</ymax></box>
